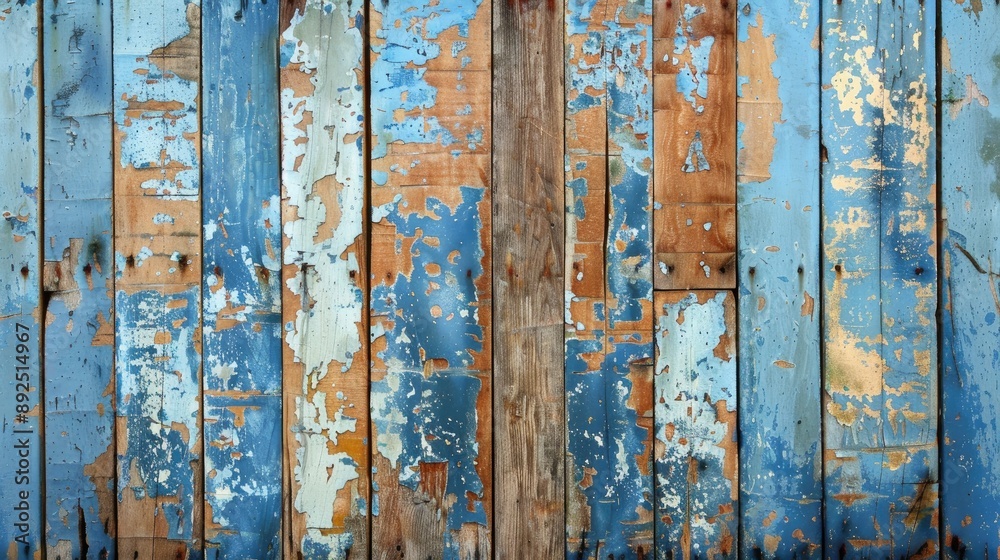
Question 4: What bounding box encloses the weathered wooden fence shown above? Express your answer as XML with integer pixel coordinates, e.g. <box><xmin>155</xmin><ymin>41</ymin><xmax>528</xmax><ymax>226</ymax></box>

<box><xmin>1</xmin><ymin>0</ymin><xmax>998</xmax><ymax>558</ymax></box>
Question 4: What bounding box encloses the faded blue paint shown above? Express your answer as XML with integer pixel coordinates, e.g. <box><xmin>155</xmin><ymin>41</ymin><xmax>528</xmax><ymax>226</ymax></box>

<box><xmin>737</xmin><ymin>2</ymin><xmax>822</xmax><ymax>556</ymax></box>
<box><xmin>941</xmin><ymin>1</ymin><xmax>1000</xmax><ymax>554</ymax></box>
<box><xmin>203</xmin><ymin>1</ymin><xmax>282</xmax><ymax>557</ymax></box>
<box><xmin>672</xmin><ymin>4</ymin><xmax>713</xmax><ymax>112</ymax></box>
<box><xmin>42</xmin><ymin>0</ymin><xmax>116</xmax><ymax>558</ymax></box>
<box><xmin>0</xmin><ymin>2</ymin><xmax>41</xmax><ymax>558</ymax></box>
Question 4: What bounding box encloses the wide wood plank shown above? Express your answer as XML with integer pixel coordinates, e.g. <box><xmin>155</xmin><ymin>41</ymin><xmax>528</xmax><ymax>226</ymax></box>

<box><xmin>821</xmin><ymin>0</ymin><xmax>937</xmax><ymax>556</ymax></box>
<box><xmin>493</xmin><ymin>0</ymin><xmax>565</xmax><ymax>557</ymax></box>
<box><xmin>279</xmin><ymin>1</ymin><xmax>369</xmax><ymax>557</ymax></box>
<box><xmin>202</xmin><ymin>1</ymin><xmax>281</xmax><ymax>557</ymax></box>
<box><xmin>736</xmin><ymin>2</ymin><xmax>822</xmax><ymax>556</ymax></box>
<box><xmin>941</xmin><ymin>2</ymin><xmax>1000</xmax><ymax>555</ymax></box>
<box><xmin>369</xmin><ymin>1</ymin><xmax>492</xmax><ymax>556</ymax></box>
<box><xmin>41</xmin><ymin>1</ymin><xmax>116</xmax><ymax>558</ymax></box>
<box><xmin>113</xmin><ymin>1</ymin><xmax>204</xmax><ymax>557</ymax></box>
<box><xmin>0</xmin><ymin>2</ymin><xmax>42</xmax><ymax>558</ymax></box>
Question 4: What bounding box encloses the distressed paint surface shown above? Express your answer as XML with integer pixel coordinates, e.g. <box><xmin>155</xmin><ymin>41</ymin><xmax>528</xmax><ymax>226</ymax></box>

<box><xmin>279</xmin><ymin>1</ymin><xmax>369</xmax><ymax>557</ymax></box>
<box><xmin>653</xmin><ymin>291</ymin><xmax>737</xmax><ymax>560</ymax></box>
<box><xmin>821</xmin><ymin>0</ymin><xmax>938</xmax><ymax>556</ymax></box>
<box><xmin>42</xmin><ymin>0</ymin><xmax>117</xmax><ymax>558</ymax></box>
<box><xmin>369</xmin><ymin>0</ymin><xmax>492</xmax><ymax>557</ymax></box>
<box><xmin>202</xmin><ymin>1</ymin><xmax>281</xmax><ymax>557</ymax></box>
<box><xmin>564</xmin><ymin>0</ymin><xmax>654</xmax><ymax>557</ymax></box>
<box><xmin>736</xmin><ymin>2</ymin><xmax>822</xmax><ymax>556</ymax></box>
<box><xmin>941</xmin><ymin>1</ymin><xmax>1000</xmax><ymax>555</ymax></box>
<box><xmin>0</xmin><ymin>2</ymin><xmax>41</xmax><ymax>559</ymax></box>
<box><xmin>112</xmin><ymin>0</ymin><xmax>203</xmax><ymax>557</ymax></box>
<box><xmin>653</xmin><ymin>0</ymin><xmax>736</xmax><ymax>290</ymax></box>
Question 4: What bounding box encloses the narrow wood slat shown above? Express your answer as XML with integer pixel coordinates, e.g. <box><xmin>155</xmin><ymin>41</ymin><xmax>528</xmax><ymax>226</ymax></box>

<box><xmin>493</xmin><ymin>0</ymin><xmax>565</xmax><ymax>557</ymax></box>
<box><xmin>821</xmin><ymin>0</ymin><xmax>937</xmax><ymax>556</ymax></box>
<box><xmin>653</xmin><ymin>291</ymin><xmax>737</xmax><ymax>558</ymax></box>
<box><xmin>653</xmin><ymin>0</ymin><xmax>736</xmax><ymax>290</ymax></box>
<box><xmin>369</xmin><ymin>1</ymin><xmax>492</xmax><ymax>556</ymax></box>
<box><xmin>279</xmin><ymin>1</ymin><xmax>369</xmax><ymax>557</ymax></box>
<box><xmin>941</xmin><ymin>2</ymin><xmax>1000</xmax><ymax>555</ymax></box>
<box><xmin>113</xmin><ymin>1</ymin><xmax>204</xmax><ymax>557</ymax></box>
<box><xmin>202</xmin><ymin>1</ymin><xmax>282</xmax><ymax>557</ymax></box>
<box><xmin>42</xmin><ymin>1</ymin><xmax>116</xmax><ymax>557</ymax></box>
<box><xmin>736</xmin><ymin>2</ymin><xmax>822</xmax><ymax>556</ymax></box>
<box><xmin>565</xmin><ymin>0</ymin><xmax>654</xmax><ymax>557</ymax></box>
<box><xmin>0</xmin><ymin>2</ymin><xmax>42</xmax><ymax>558</ymax></box>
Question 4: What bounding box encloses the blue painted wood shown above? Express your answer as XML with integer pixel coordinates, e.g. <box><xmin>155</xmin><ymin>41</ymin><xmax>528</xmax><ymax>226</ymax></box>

<box><xmin>736</xmin><ymin>2</ymin><xmax>822</xmax><ymax>556</ymax></box>
<box><xmin>821</xmin><ymin>0</ymin><xmax>937</xmax><ymax>556</ymax></box>
<box><xmin>0</xmin><ymin>2</ymin><xmax>41</xmax><ymax>558</ymax></box>
<box><xmin>42</xmin><ymin>0</ymin><xmax>117</xmax><ymax>558</ymax></box>
<box><xmin>202</xmin><ymin>1</ymin><xmax>281</xmax><ymax>557</ymax></box>
<box><xmin>941</xmin><ymin>2</ymin><xmax>1000</xmax><ymax>555</ymax></box>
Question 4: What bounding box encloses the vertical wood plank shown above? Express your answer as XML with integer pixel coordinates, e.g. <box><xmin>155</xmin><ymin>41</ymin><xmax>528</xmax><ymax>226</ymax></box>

<box><xmin>279</xmin><ymin>1</ymin><xmax>369</xmax><ymax>557</ymax></box>
<box><xmin>565</xmin><ymin>0</ymin><xmax>654</xmax><ymax>557</ymax></box>
<box><xmin>653</xmin><ymin>0</ymin><xmax>736</xmax><ymax>290</ymax></box>
<box><xmin>0</xmin><ymin>2</ymin><xmax>41</xmax><ymax>558</ymax></box>
<box><xmin>653</xmin><ymin>291</ymin><xmax>737</xmax><ymax>559</ymax></box>
<box><xmin>369</xmin><ymin>0</ymin><xmax>492</xmax><ymax>556</ymax></box>
<box><xmin>493</xmin><ymin>0</ymin><xmax>565</xmax><ymax>557</ymax></box>
<box><xmin>42</xmin><ymin>0</ymin><xmax>116</xmax><ymax>558</ymax></box>
<box><xmin>941</xmin><ymin>2</ymin><xmax>1000</xmax><ymax>555</ymax></box>
<box><xmin>736</xmin><ymin>1</ymin><xmax>822</xmax><ymax>556</ymax></box>
<box><xmin>113</xmin><ymin>1</ymin><xmax>204</xmax><ymax>557</ymax></box>
<box><xmin>821</xmin><ymin>0</ymin><xmax>937</xmax><ymax>556</ymax></box>
<box><xmin>202</xmin><ymin>1</ymin><xmax>281</xmax><ymax>557</ymax></box>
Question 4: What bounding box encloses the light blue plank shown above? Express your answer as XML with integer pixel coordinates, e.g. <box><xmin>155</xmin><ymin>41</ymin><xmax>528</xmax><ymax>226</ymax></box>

<box><xmin>736</xmin><ymin>1</ymin><xmax>822</xmax><ymax>556</ymax></box>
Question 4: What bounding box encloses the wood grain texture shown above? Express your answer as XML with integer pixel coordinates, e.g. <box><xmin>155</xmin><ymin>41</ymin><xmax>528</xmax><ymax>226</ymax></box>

<box><xmin>42</xmin><ymin>0</ymin><xmax>117</xmax><ymax>558</ymax></box>
<box><xmin>279</xmin><ymin>1</ymin><xmax>369</xmax><ymax>557</ymax></box>
<box><xmin>0</xmin><ymin>2</ymin><xmax>41</xmax><ymax>558</ymax></box>
<box><xmin>369</xmin><ymin>0</ymin><xmax>492</xmax><ymax>556</ymax></box>
<box><xmin>202</xmin><ymin>1</ymin><xmax>281</xmax><ymax>557</ymax></box>
<box><xmin>653</xmin><ymin>291</ymin><xmax>737</xmax><ymax>560</ymax></box>
<box><xmin>113</xmin><ymin>1</ymin><xmax>204</xmax><ymax>557</ymax></box>
<box><xmin>941</xmin><ymin>2</ymin><xmax>1000</xmax><ymax>555</ymax></box>
<box><xmin>821</xmin><ymin>0</ymin><xmax>937</xmax><ymax>556</ymax></box>
<box><xmin>736</xmin><ymin>2</ymin><xmax>822</xmax><ymax>557</ymax></box>
<box><xmin>564</xmin><ymin>0</ymin><xmax>654</xmax><ymax>557</ymax></box>
<box><xmin>493</xmin><ymin>0</ymin><xmax>565</xmax><ymax>558</ymax></box>
<box><xmin>653</xmin><ymin>0</ymin><xmax>736</xmax><ymax>290</ymax></box>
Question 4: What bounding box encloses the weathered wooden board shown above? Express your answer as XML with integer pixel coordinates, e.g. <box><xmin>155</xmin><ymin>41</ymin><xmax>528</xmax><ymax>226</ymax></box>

<box><xmin>42</xmin><ymin>1</ymin><xmax>117</xmax><ymax>558</ymax></box>
<box><xmin>279</xmin><ymin>1</ymin><xmax>369</xmax><ymax>557</ymax></box>
<box><xmin>369</xmin><ymin>1</ymin><xmax>492</xmax><ymax>556</ymax></box>
<box><xmin>565</xmin><ymin>0</ymin><xmax>654</xmax><ymax>557</ymax></box>
<box><xmin>202</xmin><ymin>1</ymin><xmax>281</xmax><ymax>557</ymax></box>
<box><xmin>941</xmin><ymin>2</ymin><xmax>1000</xmax><ymax>555</ymax></box>
<box><xmin>113</xmin><ymin>0</ymin><xmax>204</xmax><ymax>557</ymax></box>
<box><xmin>736</xmin><ymin>2</ymin><xmax>822</xmax><ymax>556</ymax></box>
<box><xmin>493</xmin><ymin>0</ymin><xmax>565</xmax><ymax>557</ymax></box>
<box><xmin>0</xmin><ymin>2</ymin><xmax>42</xmax><ymax>558</ymax></box>
<box><xmin>653</xmin><ymin>291</ymin><xmax>737</xmax><ymax>559</ymax></box>
<box><xmin>821</xmin><ymin>0</ymin><xmax>938</xmax><ymax>556</ymax></box>
<box><xmin>653</xmin><ymin>0</ymin><xmax>736</xmax><ymax>290</ymax></box>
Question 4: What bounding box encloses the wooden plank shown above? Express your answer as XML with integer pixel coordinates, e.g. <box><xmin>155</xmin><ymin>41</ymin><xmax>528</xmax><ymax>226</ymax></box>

<box><xmin>369</xmin><ymin>0</ymin><xmax>491</xmax><ymax>556</ymax></box>
<box><xmin>41</xmin><ymin>1</ymin><xmax>116</xmax><ymax>558</ymax></box>
<box><xmin>941</xmin><ymin>2</ymin><xmax>1000</xmax><ymax>555</ymax></box>
<box><xmin>653</xmin><ymin>0</ymin><xmax>736</xmax><ymax>290</ymax></box>
<box><xmin>736</xmin><ymin>2</ymin><xmax>822</xmax><ymax>556</ymax></box>
<box><xmin>653</xmin><ymin>291</ymin><xmax>737</xmax><ymax>559</ymax></box>
<box><xmin>492</xmin><ymin>0</ymin><xmax>565</xmax><ymax>557</ymax></box>
<box><xmin>0</xmin><ymin>2</ymin><xmax>41</xmax><ymax>558</ymax></box>
<box><xmin>202</xmin><ymin>1</ymin><xmax>281</xmax><ymax>557</ymax></box>
<box><xmin>279</xmin><ymin>1</ymin><xmax>369</xmax><ymax>557</ymax></box>
<box><xmin>113</xmin><ymin>1</ymin><xmax>204</xmax><ymax>557</ymax></box>
<box><xmin>821</xmin><ymin>0</ymin><xmax>937</xmax><ymax>556</ymax></box>
<box><xmin>564</xmin><ymin>1</ymin><xmax>654</xmax><ymax>557</ymax></box>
